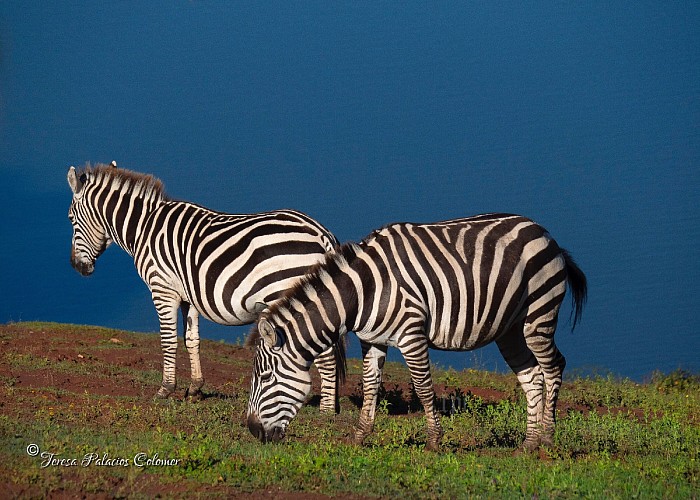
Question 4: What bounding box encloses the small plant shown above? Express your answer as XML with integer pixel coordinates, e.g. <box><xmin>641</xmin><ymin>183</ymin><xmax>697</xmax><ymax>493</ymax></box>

<box><xmin>437</xmin><ymin>368</ymin><xmax>462</xmax><ymax>388</ymax></box>
<box><xmin>653</xmin><ymin>369</ymin><xmax>700</xmax><ymax>393</ymax></box>
<box><xmin>377</xmin><ymin>398</ymin><xmax>391</xmax><ymax>416</ymax></box>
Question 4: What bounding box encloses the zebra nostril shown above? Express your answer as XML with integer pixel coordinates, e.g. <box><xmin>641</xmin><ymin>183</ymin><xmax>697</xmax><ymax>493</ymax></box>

<box><xmin>71</xmin><ymin>258</ymin><xmax>94</xmax><ymax>277</ymax></box>
<box><xmin>247</xmin><ymin>412</ymin><xmax>266</xmax><ymax>442</ymax></box>
<box><xmin>270</xmin><ymin>426</ymin><xmax>285</xmax><ymax>443</ymax></box>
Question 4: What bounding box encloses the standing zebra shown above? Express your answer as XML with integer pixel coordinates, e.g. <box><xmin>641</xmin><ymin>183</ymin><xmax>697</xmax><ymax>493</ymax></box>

<box><xmin>67</xmin><ymin>162</ymin><xmax>344</xmax><ymax>410</ymax></box>
<box><xmin>246</xmin><ymin>214</ymin><xmax>586</xmax><ymax>451</ymax></box>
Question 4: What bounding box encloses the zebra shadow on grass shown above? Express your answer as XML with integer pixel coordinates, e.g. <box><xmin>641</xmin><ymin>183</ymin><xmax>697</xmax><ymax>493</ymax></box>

<box><xmin>345</xmin><ymin>381</ymin><xmax>423</xmax><ymax>415</ymax></box>
<box><xmin>181</xmin><ymin>388</ymin><xmax>239</xmax><ymax>402</ymax></box>
<box><xmin>301</xmin><ymin>382</ymin><xmax>421</xmax><ymax>415</ymax></box>
<box><xmin>305</xmin><ymin>383</ymin><xmax>527</xmax><ymax>450</ymax></box>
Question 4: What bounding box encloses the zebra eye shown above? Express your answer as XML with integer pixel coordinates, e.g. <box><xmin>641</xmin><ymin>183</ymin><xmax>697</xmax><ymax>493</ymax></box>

<box><xmin>260</xmin><ymin>370</ymin><xmax>273</xmax><ymax>382</ymax></box>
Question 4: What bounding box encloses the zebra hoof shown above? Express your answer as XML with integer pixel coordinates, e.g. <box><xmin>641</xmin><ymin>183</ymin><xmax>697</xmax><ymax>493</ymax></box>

<box><xmin>513</xmin><ymin>439</ymin><xmax>540</xmax><ymax>456</ymax></box>
<box><xmin>425</xmin><ymin>440</ymin><xmax>441</xmax><ymax>452</ymax></box>
<box><xmin>185</xmin><ymin>387</ymin><xmax>204</xmax><ymax>402</ymax></box>
<box><xmin>352</xmin><ymin>431</ymin><xmax>368</xmax><ymax>446</ymax></box>
<box><xmin>155</xmin><ymin>383</ymin><xmax>175</xmax><ymax>399</ymax></box>
<box><xmin>184</xmin><ymin>378</ymin><xmax>205</xmax><ymax>401</ymax></box>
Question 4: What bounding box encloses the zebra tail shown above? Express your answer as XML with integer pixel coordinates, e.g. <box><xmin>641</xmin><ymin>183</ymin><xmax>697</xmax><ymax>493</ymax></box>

<box><xmin>333</xmin><ymin>333</ymin><xmax>348</xmax><ymax>385</ymax></box>
<box><xmin>562</xmin><ymin>248</ymin><xmax>587</xmax><ymax>331</ymax></box>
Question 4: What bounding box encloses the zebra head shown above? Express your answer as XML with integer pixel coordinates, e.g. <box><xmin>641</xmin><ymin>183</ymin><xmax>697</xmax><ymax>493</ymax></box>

<box><xmin>67</xmin><ymin>166</ymin><xmax>112</xmax><ymax>276</ymax></box>
<box><xmin>246</xmin><ymin>316</ymin><xmax>312</xmax><ymax>443</ymax></box>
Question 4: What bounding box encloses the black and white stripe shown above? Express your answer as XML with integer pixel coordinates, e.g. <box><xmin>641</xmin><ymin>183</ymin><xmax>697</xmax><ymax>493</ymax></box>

<box><xmin>67</xmin><ymin>163</ymin><xmax>344</xmax><ymax>409</ymax></box>
<box><xmin>246</xmin><ymin>213</ymin><xmax>586</xmax><ymax>451</ymax></box>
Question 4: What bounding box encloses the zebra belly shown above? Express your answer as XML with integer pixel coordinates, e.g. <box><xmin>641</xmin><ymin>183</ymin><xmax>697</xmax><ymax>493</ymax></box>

<box><xmin>193</xmin><ymin>303</ymin><xmax>255</xmax><ymax>326</ymax></box>
<box><xmin>355</xmin><ymin>291</ymin><xmax>527</xmax><ymax>352</ymax></box>
<box><xmin>426</xmin><ymin>299</ymin><xmax>528</xmax><ymax>352</ymax></box>
<box><xmin>186</xmin><ymin>288</ymin><xmax>259</xmax><ymax>326</ymax></box>
<box><xmin>428</xmin><ymin>323</ymin><xmax>511</xmax><ymax>352</ymax></box>
<box><xmin>355</xmin><ymin>323</ymin><xmax>505</xmax><ymax>352</ymax></box>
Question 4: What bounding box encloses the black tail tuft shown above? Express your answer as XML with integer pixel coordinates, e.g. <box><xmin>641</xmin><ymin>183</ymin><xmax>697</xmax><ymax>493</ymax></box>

<box><xmin>562</xmin><ymin>249</ymin><xmax>587</xmax><ymax>331</ymax></box>
<box><xmin>333</xmin><ymin>333</ymin><xmax>348</xmax><ymax>385</ymax></box>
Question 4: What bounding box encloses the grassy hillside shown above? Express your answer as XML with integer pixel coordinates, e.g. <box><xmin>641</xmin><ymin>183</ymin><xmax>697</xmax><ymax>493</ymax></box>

<box><xmin>0</xmin><ymin>322</ymin><xmax>698</xmax><ymax>498</ymax></box>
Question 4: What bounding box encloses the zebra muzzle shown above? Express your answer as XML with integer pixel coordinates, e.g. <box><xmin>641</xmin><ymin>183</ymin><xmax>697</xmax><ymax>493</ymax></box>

<box><xmin>269</xmin><ymin>425</ymin><xmax>285</xmax><ymax>443</ymax></box>
<box><xmin>247</xmin><ymin>412</ymin><xmax>266</xmax><ymax>442</ymax></box>
<box><xmin>70</xmin><ymin>246</ymin><xmax>95</xmax><ymax>276</ymax></box>
<box><xmin>71</xmin><ymin>256</ymin><xmax>95</xmax><ymax>276</ymax></box>
<box><xmin>247</xmin><ymin>412</ymin><xmax>285</xmax><ymax>443</ymax></box>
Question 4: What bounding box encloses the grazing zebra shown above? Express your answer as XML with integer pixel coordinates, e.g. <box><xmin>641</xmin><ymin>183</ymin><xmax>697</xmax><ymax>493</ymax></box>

<box><xmin>246</xmin><ymin>213</ymin><xmax>586</xmax><ymax>451</ymax></box>
<box><xmin>67</xmin><ymin>162</ymin><xmax>345</xmax><ymax>410</ymax></box>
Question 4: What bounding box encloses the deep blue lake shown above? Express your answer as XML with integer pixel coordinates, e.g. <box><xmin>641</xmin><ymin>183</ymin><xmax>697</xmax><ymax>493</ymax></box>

<box><xmin>1</xmin><ymin>3</ymin><xmax>698</xmax><ymax>381</ymax></box>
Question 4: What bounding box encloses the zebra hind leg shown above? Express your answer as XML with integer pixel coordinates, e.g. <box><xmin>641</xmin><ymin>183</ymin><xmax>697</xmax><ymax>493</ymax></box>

<box><xmin>182</xmin><ymin>303</ymin><xmax>205</xmax><ymax>401</ymax></box>
<box><xmin>521</xmin><ymin>274</ymin><xmax>568</xmax><ymax>450</ymax></box>
<box><xmin>354</xmin><ymin>342</ymin><xmax>387</xmax><ymax>445</ymax></box>
<box><xmin>524</xmin><ymin>322</ymin><xmax>566</xmax><ymax>449</ymax></box>
<box><xmin>496</xmin><ymin>331</ymin><xmax>544</xmax><ymax>452</ymax></box>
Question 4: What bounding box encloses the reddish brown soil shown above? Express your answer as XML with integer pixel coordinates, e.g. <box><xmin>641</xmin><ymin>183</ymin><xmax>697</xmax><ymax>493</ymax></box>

<box><xmin>0</xmin><ymin>322</ymin><xmax>512</xmax><ymax>498</ymax></box>
<box><xmin>0</xmin><ymin>323</ymin><xmax>249</xmax><ymax>397</ymax></box>
<box><xmin>0</xmin><ymin>323</ymin><xmax>640</xmax><ymax>497</ymax></box>
<box><xmin>0</xmin><ymin>323</ymin><xmax>510</xmax><ymax>407</ymax></box>
<box><xmin>1</xmin><ymin>323</ymin><xmax>400</xmax><ymax>498</ymax></box>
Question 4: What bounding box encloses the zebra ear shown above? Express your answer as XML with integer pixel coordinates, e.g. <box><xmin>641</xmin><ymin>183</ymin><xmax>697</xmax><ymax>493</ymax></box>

<box><xmin>67</xmin><ymin>166</ymin><xmax>83</xmax><ymax>195</ymax></box>
<box><xmin>258</xmin><ymin>318</ymin><xmax>277</xmax><ymax>347</ymax></box>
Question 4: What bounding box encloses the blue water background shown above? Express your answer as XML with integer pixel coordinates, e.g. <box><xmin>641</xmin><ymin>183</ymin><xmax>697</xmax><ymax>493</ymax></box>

<box><xmin>1</xmin><ymin>3</ymin><xmax>699</xmax><ymax>380</ymax></box>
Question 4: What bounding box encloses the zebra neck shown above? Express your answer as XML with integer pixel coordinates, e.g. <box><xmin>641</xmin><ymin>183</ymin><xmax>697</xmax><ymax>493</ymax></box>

<box><xmin>310</xmin><ymin>245</ymin><xmax>366</xmax><ymax>334</ymax></box>
<box><xmin>99</xmin><ymin>190</ymin><xmax>163</xmax><ymax>257</ymax></box>
<box><xmin>281</xmin><ymin>282</ymin><xmax>358</xmax><ymax>365</ymax></box>
<box><xmin>339</xmin><ymin>252</ymin><xmax>373</xmax><ymax>334</ymax></box>
<box><xmin>273</xmin><ymin>243</ymin><xmax>365</xmax><ymax>363</ymax></box>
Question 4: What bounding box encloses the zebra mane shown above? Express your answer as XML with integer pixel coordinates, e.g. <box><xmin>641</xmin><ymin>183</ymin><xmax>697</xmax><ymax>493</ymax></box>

<box><xmin>245</xmin><ymin>323</ymin><xmax>262</xmax><ymax>348</ymax></box>
<box><xmin>77</xmin><ymin>163</ymin><xmax>170</xmax><ymax>202</ymax></box>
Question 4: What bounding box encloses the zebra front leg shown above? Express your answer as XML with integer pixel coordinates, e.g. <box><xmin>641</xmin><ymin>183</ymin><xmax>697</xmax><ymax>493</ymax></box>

<box><xmin>354</xmin><ymin>342</ymin><xmax>387</xmax><ymax>445</ymax></box>
<box><xmin>398</xmin><ymin>333</ymin><xmax>442</xmax><ymax>451</ymax></box>
<box><xmin>154</xmin><ymin>292</ymin><xmax>180</xmax><ymax>399</ymax></box>
<box><xmin>182</xmin><ymin>303</ymin><xmax>205</xmax><ymax>401</ymax></box>
<box><xmin>314</xmin><ymin>344</ymin><xmax>340</xmax><ymax>414</ymax></box>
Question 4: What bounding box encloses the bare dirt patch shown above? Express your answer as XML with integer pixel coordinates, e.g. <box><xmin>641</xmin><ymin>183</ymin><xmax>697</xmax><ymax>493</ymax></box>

<box><xmin>0</xmin><ymin>323</ymin><xmax>253</xmax><ymax>400</ymax></box>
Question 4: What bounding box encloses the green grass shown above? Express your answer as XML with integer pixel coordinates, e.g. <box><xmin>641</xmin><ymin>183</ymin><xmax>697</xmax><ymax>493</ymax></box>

<box><xmin>0</xmin><ymin>322</ymin><xmax>698</xmax><ymax>498</ymax></box>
